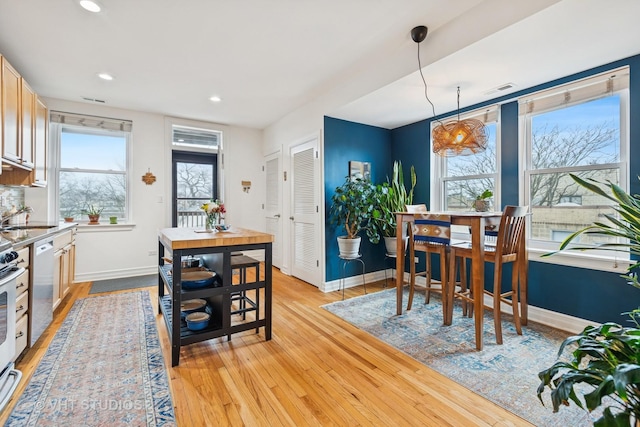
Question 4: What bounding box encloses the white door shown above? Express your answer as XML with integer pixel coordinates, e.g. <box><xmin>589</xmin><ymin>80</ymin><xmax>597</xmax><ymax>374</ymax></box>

<box><xmin>264</xmin><ymin>151</ymin><xmax>282</xmax><ymax>268</ymax></box>
<box><xmin>290</xmin><ymin>137</ymin><xmax>320</xmax><ymax>286</ymax></box>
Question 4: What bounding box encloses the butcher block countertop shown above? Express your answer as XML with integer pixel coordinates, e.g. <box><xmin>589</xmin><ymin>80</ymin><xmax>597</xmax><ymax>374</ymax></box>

<box><xmin>158</xmin><ymin>227</ymin><xmax>274</xmax><ymax>250</ymax></box>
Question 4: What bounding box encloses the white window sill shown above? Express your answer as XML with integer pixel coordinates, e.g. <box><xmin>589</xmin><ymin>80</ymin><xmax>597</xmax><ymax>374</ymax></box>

<box><xmin>528</xmin><ymin>246</ymin><xmax>632</xmax><ymax>274</ymax></box>
<box><xmin>76</xmin><ymin>223</ymin><xmax>136</xmax><ymax>232</ymax></box>
<box><xmin>451</xmin><ymin>231</ymin><xmax>632</xmax><ymax>274</ymax></box>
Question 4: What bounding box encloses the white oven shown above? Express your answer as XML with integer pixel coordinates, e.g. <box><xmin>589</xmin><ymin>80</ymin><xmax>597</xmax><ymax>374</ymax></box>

<box><xmin>0</xmin><ymin>248</ymin><xmax>26</xmax><ymax>413</ymax></box>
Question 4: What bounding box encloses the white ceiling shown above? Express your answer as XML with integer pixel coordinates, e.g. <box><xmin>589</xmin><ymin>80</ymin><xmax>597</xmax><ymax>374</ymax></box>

<box><xmin>0</xmin><ymin>0</ymin><xmax>638</xmax><ymax>131</ymax></box>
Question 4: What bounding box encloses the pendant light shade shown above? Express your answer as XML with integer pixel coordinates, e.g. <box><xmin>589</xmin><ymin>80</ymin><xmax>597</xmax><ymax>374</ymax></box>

<box><xmin>432</xmin><ymin>87</ymin><xmax>488</xmax><ymax>156</ymax></box>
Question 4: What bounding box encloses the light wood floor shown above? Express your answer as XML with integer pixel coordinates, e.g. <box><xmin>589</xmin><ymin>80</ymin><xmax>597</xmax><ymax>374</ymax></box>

<box><xmin>1</xmin><ymin>268</ymin><xmax>532</xmax><ymax>426</ymax></box>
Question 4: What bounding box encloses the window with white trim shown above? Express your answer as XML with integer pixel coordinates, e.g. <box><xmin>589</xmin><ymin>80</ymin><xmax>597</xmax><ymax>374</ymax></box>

<box><xmin>520</xmin><ymin>67</ymin><xmax>629</xmax><ymax>258</ymax></box>
<box><xmin>432</xmin><ymin>106</ymin><xmax>500</xmax><ymax>213</ymax></box>
<box><xmin>51</xmin><ymin>112</ymin><xmax>131</xmax><ymax>222</ymax></box>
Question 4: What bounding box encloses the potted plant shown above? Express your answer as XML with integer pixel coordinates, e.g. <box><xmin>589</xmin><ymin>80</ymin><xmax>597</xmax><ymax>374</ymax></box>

<box><xmin>82</xmin><ymin>204</ymin><xmax>104</xmax><ymax>224</ymax></box>
<box><xmin>329</xmin><ymin>176</ymin><xmax>380</xmax><ymax>258</ymax></box>
<box><xmin>374</xmin><ymin>161</ymin><xmax>416</xmax><ymax>256</ymax></box>
<box><xmin>538</xmin><ymin>174</ymin><xmax>640</xmax><ymax>426</ymax></box>
<box><xmin>473</xmin><ymin>189</ymin><xmax>493</xmax><ymax>212</ymax></box>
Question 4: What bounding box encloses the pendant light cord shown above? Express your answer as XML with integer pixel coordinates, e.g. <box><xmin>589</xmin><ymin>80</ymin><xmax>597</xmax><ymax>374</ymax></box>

<box><xmin>417</xmin><ymin>42</ymin><xmax>444</xmax><ymax>127</ymax></box>
<box><xmin>457</xmin><ymin>86</ymin><xmax>461</xmax><ymax>121</ymax></box>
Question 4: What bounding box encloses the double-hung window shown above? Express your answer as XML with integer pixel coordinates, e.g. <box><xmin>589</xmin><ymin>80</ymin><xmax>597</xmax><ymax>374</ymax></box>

<box><xmin>432</xmin><ymin>106</ymin><xmax>500</xmax><ymax>214</ymax></box>
<box><xmin>51</xmin><ymin>112</ymin><xmax>132</xmax><ymax>222</ymax></box>
<box><xmin>520</xmin><ymin>67</ymin><xmax>629</xmax><ymax>264</ymax></box>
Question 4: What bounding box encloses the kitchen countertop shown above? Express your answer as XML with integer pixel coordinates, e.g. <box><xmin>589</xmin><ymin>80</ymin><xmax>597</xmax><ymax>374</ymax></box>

<box><xmin>0</xmin><ymin>221</ymin><xmax>78</xmax><ymax>250</ymax></box>
<box><xmin>159</xmin><ymin>226</ymin><xmax>273</xmax><ymax>251</ymax></box>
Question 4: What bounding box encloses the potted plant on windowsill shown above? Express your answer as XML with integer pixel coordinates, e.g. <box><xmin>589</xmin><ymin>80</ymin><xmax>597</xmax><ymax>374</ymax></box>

<box><xmin>82</xmin><ymin>204</ymin><xmax>104</xmax><ymax>225</ymax></box>
<box><xmin>329</xmin><ymin>176</ymin><xmax>380</xmax><ymax>258</ymax></box>
<box><xmin>538</xmin><ymin>174</ymin><xmax>640</xmax><ymax>426</ymax></box>
<box><xmin>373</xmin><ymin>161</ymin><xmax>416</xmax><ymax>256</ymax></box>
<box><xmin>473</xmin><ymin>189</ymin><xmax>493</xmax><ymax>212</ymax></box>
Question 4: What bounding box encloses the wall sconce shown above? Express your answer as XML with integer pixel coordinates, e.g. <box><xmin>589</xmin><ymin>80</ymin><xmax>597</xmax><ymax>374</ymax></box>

<box><xmin>242</xmin><ymin>180</ymin><xmax>251</xmax><ymax>193</ymax></box>
<box><xmin>142</xmin><ymin>168</ymin><xmax>156</xmax><ymax>185</ymax></box>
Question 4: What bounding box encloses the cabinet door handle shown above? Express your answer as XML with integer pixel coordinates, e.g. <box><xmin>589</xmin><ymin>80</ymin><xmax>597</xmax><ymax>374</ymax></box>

<box><xmin>274</xmin><ymin>214</ymin><xmax>280</xmax><ymax>218</ymax></box>
<box><xmin>289</xmin><ymin>216</ymin><xmax>294</xmax><ymax>220</ymax></box>
<box><xmin>16</xmin><ymin>305</ymin><xmax>24</xmax><ymax>312</ymax></box>
<box><xmin>16</xmin><ymin>282</ymin><xmax>25</xmax><ymax>288</ymax></box>
<box><xmin>15</xmin><ymin>331</ymin><xmax>23</xmax><ymax>338</ymax></box>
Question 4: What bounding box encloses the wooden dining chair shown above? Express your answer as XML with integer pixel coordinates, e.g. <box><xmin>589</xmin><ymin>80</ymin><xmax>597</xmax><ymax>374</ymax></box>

<box><xmin>406</xmin><ymin>212</ymin><xmax>452</xmax><ymax>313</ymax></box>
<box><xmin>448</xmin><ymin>205</ymin><xmax>528</xmax><ymax>346</ymax></box>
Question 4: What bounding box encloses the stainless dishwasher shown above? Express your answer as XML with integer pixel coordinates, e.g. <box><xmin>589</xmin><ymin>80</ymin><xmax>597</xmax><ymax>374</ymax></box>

<box><xmin>32</xmin><ymin>238</ymin><xmax>54</xmax><ymax>346</ymax></box>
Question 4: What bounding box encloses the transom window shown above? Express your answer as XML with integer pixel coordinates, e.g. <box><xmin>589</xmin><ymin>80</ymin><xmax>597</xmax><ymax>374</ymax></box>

<box><xmin>520</xmin><ymin>67</ymin><xmax>629</xmax><ymax>255</ymax></box>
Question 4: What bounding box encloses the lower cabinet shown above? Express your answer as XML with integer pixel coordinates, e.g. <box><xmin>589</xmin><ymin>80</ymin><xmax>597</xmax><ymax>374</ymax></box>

<box><xmin>14</xmin><ymin>246</ymin><xmax>30</xmax><ymax>360</ymax></box>
<box><xmin>53</xmin><ymin>228</ymin><xmax>75</xmax><ymax>310</ymax></box>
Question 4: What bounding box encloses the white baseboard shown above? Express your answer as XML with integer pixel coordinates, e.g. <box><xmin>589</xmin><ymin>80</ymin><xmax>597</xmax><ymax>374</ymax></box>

<box><xmin>75</xmin><ymin>266</ymin><xmax>157</xmax><ymax>283</ymax></box>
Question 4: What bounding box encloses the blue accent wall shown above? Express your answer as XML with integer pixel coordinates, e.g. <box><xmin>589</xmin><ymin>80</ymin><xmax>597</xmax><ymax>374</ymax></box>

<box><xmin>324</xmin><ymin>117</ymin><xmax>391</xmax><ymax>282</ymax></box>
<box><xmin>323</xmin><ymin>53</ymin><xmax>640</xmax><ymax>324</ymax></box>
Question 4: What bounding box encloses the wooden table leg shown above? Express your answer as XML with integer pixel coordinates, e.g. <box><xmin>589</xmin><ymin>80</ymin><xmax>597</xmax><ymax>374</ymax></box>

<box><xmin>471</xmin><ymin>218</ymin><xmax>485</xmax><ymax>351</ymax></box>
<box><xmin>396</xmin><ymin>213</ymin><xmax>404</xmax><ymax>315</ymax></box>
<box><xmin>519</xmin><ymin>237</ymin><xmax>528</xmax><ymax>326</ymax></box>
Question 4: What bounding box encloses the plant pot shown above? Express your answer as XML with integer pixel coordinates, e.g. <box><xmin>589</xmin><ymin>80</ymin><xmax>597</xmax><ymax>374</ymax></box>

<box><xmin>337</xmin><ymin>236</ymin><xmax>361</xmax><ymax>258</ymax></box>
<box><xmin>64</xmin><ymin>217</ymin><xmax>74</xmax><ymax>223</ymax></box>
<box><xmin>474</xmin><ymin>200</ymin><xmax>490</xmax><ymax>212</ymax></box>
<box><xmin>88</xmin><ymin>214</ymin><xmax>100</xmax><ymax>224</ymax></box>
<box><xmin>384</xmin><ymin>236</ymin><xmax>408</xmax><ymax>257</ymax></box>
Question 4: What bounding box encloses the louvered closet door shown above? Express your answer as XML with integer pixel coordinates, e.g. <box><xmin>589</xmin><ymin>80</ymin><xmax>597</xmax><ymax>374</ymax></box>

<box><xmin>290</xmin><ymin>138</ymin><xmax>320</xmax><ymax>286</ymax></box>
<box><xmin>264</xmin><ymin>151</ymin><xmax>282</xmax><ymax>268</ymax></box>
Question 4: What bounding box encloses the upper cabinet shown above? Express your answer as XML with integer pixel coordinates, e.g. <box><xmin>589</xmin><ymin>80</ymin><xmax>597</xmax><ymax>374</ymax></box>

<box><xmin>32</xmin><ymin>96</ymin><xmax>47</xmax><ymax>186</ymax></box>
<box><xmin>1</xmin><ymin>57</ymin><xmax>21</xmax><ymax>165</ymax></box>
<box><xmin>0</xmin><ymin>54</ymin><xmax>48</xmax><ymax>187</ymax></box>
<box><xmin>20</xmin><ymin>80</ymin><xmax>35</xmax><ymax>170</ymax></box>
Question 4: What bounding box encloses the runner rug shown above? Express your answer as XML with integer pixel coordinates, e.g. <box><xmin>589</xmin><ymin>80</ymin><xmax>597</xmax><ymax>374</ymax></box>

<box><xmin>323</xmin><ymin>288</ymin><xmax>594</xmax><ymax>427</ymax></box>
<box><xmin>6</xmin><ymin>291</ymin><xmax>176</xmax><ymax>426</ymax></box>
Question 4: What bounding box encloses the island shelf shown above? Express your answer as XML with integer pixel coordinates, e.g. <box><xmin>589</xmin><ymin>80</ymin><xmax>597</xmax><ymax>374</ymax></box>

<box><xmin>157</xmin><ymin>227</ymin><xmax>273</xmax><ymax>366</ymax></box>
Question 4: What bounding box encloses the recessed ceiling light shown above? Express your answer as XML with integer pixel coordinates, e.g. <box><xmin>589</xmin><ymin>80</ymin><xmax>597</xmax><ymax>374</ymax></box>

<box><xmin>79</xmin><ymin>0</ymin><xmax>101</xmax><ymax>12</ymax></box>
<box><xmin>97</xmin><ymin>73</ymin><xmax>114</xmax><ymax>81</ymax></box>
<box><xmin>209</xmin><ymin>96</ymin><xmax>222</xmax><ymax>103</ymax></box>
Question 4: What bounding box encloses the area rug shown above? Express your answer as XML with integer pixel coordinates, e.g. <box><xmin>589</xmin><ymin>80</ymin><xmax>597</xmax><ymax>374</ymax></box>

<box><xmin>89</xmin><ymin>274</ymin><xmax>157</xmax><ymax>294</ymax></box>
<box><xmin>6</xmin><ymin>291</ymin><xmax>176</xmax><ymax>426</ymax></box>
<box><xmin>323</xmin><ymin>288</ymin><xmax>594</xmax><ymax>427</ymax></box>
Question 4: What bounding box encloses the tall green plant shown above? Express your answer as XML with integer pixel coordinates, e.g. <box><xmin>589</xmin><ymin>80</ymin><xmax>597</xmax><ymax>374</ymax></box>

<box><xmin>374</xmin><ymin>161</ymin><xmax>417</xmax><ymax>238</ymax></box>
<box><xmin>538</xmin><ymin>173</ymin><xmax>640</xmax><ymax>426</ymax></box>
<box><xmin>329</xmin><ymin>176</ymin><xmax>380</xmax><ymax>243</ymax></box>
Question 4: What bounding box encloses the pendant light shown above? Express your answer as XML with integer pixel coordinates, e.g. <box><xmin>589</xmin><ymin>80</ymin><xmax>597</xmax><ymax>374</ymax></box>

<box><xmin>411</xmin><ymin>26</ymin><xmax>487</xmax><ymax>157</ymax></box>
<box><xmin>432</xmin><ymin>87</ymin><xmax>488</xmax><ymax>156</ymax></box>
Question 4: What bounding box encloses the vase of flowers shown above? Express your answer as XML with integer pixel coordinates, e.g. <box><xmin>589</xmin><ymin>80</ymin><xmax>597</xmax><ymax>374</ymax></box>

<box><xmin>201</xmin><ymin>199</ymin><xmax>226</xmax><ymax>231</ymax></box>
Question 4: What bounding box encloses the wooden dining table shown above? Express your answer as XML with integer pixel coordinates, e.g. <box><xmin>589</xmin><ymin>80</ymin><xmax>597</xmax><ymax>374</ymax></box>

<box><xmin>395</xmin><ymin>210</ymin><xmax>523</xmax><ymax>351</ymax></box>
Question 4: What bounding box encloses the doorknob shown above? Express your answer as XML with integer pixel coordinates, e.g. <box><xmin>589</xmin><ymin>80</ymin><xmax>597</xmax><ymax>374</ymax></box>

<box><xmin>289</xmin><ymin>216</ymin><xmax>294</xmax><ymax>220</ymax></box>
<box><xmin>274</xmin><ymin>214</ymin><xmax>280</xmax><ymax>218</ymax></box>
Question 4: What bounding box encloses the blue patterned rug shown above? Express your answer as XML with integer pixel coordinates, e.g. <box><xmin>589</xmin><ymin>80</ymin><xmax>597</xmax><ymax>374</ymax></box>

<box><xmin>6</xmin><ymin>291</ymin><xmax>176</xmax><ymax>426</ymax></box>
<box><xmin>323</xmin><ymin>288</ymin><xmax>594</xmax><ymax>427</ymax></box>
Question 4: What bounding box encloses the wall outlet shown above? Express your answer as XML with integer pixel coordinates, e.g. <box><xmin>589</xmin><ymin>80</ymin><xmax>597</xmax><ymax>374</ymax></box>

<box><xmin>148</xmin><ymin>250</ymin><xmax>157</xmax><ymax>256</ymax></box>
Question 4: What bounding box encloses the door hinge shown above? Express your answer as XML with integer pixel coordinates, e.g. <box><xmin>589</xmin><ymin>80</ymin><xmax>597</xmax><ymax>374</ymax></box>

<box><xmin>283</xmin><ymin>171</ymin><xmax>287</xmax><ymax>181</ymax></box>
<box><xmin>315</xmin><ymin>151</ymin><xmax>318</xmax><ymax>158</ymax></box>
<box><xmin>316</xmin><ymin>206</ymin><xmax>318</xmax><ymax>213</ymax></box>
<box><xmin>262</xmin><ymin>165</ymin><xmax>264</xmax><ymax>171</ymax></box>
<box><xmin>317</xmin><ymin>260</ymin><xmax>319</xmax><ymax>267</ymax></box>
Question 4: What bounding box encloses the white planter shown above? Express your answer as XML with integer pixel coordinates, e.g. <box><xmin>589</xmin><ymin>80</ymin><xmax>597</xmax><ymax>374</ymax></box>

<box><xmin>384</xmin><ymin>235</ymin><xmax>408</xmax><ymax>257</ymax></box>
<box><xmin>337</xmin><ymin>236</ymin><xmax>361</xmax><ymax>258</ymax></box>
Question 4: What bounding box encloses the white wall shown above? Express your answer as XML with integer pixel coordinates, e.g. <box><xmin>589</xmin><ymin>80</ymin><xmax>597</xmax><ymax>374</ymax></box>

<box><xmin>28</xmin><ymin>98</ymin><xmax>264</xmax><ymax>282</ymax></box>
